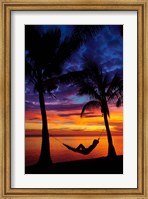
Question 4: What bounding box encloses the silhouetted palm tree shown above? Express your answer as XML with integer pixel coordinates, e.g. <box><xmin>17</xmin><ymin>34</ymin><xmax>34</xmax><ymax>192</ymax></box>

<box><xmin>25</xmin><ymin>25</ymin><xmax>103</xmax><ymax>169</ymax></box>
<box><xmin>76</xmin><ymin>58</ymin><xmax>123</xmax><ymax>157</ymax></box>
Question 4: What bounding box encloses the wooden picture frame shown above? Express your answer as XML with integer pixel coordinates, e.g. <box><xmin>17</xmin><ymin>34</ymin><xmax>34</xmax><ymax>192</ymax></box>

<box><xmin>0</xmin><ymin>0</ymin><xmax>147</xmax><ymax>198</ymax></box>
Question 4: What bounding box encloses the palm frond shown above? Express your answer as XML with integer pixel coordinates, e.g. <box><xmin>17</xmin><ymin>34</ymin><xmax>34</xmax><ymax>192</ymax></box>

<box><xmin>116</xmin><ymin>97</ymin><xmax>123</xmax><ymax>107</ymax></box>
<box><xmin>25</xmin><ymin>60</ymin><xmax>37</xmax><ymax>84</ymax></box>
<box><xmin>82</xmin><ymin>57</ymin><xmax>106</xmax><ymax>94</ymax></box>
<box><xmin>106</xmin><ymin>73</ymin><xmax>123</xmax><ymax>99</ymax></box>
<box><xmin>38</xmin><ymin>28</ymin><xmax>61</xmax><ymax>67</ymax></box>
<box><xmin>53</xmin><ymin>36</ymin><xmax>82</xmax><ymax>71</ymax></box>
<box><xmin>107</xmin><ymin>84</ymin><xmax>123</xmax><ymax>103</ymax></box>
<box><xmin>25</xmin><ymin>26</ymin><xmax>42</xmax><ymax>64</ymax></box>
<box><xmin>53</xmin><ymin>26</ymin><xmax>103</xmax><ymax>72</ymax></box>
<box><xmin>103</xmin><ymin>73</ymin><xmax>110</xmax><ymax>88</ymax></box>
<box><xmin>82</xmin><ymin>56</ymin><xmax>100</xmax><ymax>75</ymax></box>
<box><xmin>81</xmin><ymin>100</ymin><xmax>101</xmax><ymax>117</ymax></box>
<box><xmin>26</xmin><ymin>26</ymin><xmax>62</xmax><ymax>76</ymax></box>
<box><xmin>78</xmin><ymin>81</ymin><xmax>102</xmax><ymax>101</ymax></box>
<box><xmin>57</xmin><ymin>70</ymin><xmax>86</xmax><ymax>84</ymax></box>
<box><xmin>42</xmin><ymin>78</ymin><xmax>58</xmax><ymax>93</ymax></box>
<box><xmin>25</xmin><ymin>26</ymin><xmax>41</xmax><ymax>51</ymax></box>
<box><xmin>47</xmin><ymin>92</ymin><xmax>57</xmax><ymax>99</ymax></box>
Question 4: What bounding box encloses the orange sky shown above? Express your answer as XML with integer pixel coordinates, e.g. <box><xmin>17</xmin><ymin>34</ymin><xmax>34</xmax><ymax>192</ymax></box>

<box><xmin>25</xmin><ymin>106</ymin><xmax>123</xmax><ymax>137</ymax></box>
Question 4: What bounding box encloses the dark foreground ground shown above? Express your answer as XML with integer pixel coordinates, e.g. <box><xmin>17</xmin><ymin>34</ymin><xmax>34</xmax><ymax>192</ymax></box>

<box><xmin>25</xmin><ymin>155</ymin><xmax>123</xmax><ymax>174</ymax></box>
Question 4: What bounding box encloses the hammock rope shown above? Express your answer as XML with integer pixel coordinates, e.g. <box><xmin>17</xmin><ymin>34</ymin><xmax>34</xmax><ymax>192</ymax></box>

<box><xmin>51</xmin><ymin>136</ymin><xmax>63</xmax><ymax>144</ymax></box>
<box><xmin>51</xmin><ymin>127</ymin><xmax>105</xmax><ymax>155</ymax></box>
<box><xmin>51</xmin><ymin>127</ymin><xmax>105</xmax><ymax>145</ymax></box>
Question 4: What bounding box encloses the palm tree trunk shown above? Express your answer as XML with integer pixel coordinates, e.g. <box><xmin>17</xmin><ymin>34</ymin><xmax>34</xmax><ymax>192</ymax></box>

<box><xmin>38</xmin><ymin>90</ymin><xmax>52</xmax><ymax>167</ymax></box>
<box><xmin>103</xmin><ymin>112</ymin><xmax>117</xmax><ymax>158</ymax></box>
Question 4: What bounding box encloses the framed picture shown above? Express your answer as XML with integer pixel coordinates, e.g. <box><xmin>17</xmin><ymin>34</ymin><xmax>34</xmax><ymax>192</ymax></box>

<box><xmin>0</xmin><ymin>0</ymin><xmax>148</xmax><ymax>198</ymax></box>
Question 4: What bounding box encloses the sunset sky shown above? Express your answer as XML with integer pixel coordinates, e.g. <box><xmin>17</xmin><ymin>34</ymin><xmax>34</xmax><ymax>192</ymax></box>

<box><xmin>25</xmin><ymin>25</ymin><xmax>123</xmax><ymax>137</ymax></box>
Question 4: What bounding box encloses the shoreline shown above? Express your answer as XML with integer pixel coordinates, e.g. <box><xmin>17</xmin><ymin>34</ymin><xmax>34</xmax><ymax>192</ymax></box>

<box><xmin>25</xmin><ymin>155</ymin><xmax>123</xmax><ymax>174</ymax></box>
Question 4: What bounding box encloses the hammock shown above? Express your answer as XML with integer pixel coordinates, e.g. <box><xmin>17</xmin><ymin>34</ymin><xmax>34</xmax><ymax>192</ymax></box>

<box><xmin>63</xmin><ymin>139</ymin><xmax>99</xmax><ymax>155</ymax></box>
<box><xmin>51</xmin><ymin>128</ymin><xmax>104</xmax><ymax>155</ymax></box>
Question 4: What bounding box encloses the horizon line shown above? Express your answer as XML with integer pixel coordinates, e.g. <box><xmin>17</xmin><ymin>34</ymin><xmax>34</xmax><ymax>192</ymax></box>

<box><xmin>25</xmin><ymin>134</ymin><xmax>123</xmax><ymax>137</ymax></box>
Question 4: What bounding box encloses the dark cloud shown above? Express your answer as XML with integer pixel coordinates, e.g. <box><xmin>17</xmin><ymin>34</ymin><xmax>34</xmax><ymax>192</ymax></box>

<box><xmin>25</xmin><ymin>25</ymin><xmax>123</xmax><ymax>112</ymax></box>
<box><xmin>58</xmin><ymin>113</ymin><xmax>81</xmax><ymax>117</ymax></box>
<box><xmin>46</xmin><ymin>104</ymin><xmax>83</xmax><ymax>112</ymax></box>
<box><xmin>84</xmin><ymin>114</ymin><xmax>103</xmax><ymax>118</ymax></box>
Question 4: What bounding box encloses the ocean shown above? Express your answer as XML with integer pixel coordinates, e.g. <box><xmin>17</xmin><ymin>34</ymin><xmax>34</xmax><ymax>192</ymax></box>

<box><xmin>25</xmin><ymin>135</ymin><xmax>123</xmax><ymax>166</ymax></box>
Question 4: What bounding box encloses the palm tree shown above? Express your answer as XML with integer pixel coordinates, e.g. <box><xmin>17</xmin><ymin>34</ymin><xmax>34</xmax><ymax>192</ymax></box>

<box><xmin>25</xmin><ymin>25</ymin><xmax>103</xmax><ymax>169</ymax></box>
<box><xmin>76</xmin><ymin>58</ymin><xmax>123</xmax><ymax>158</ymax></box>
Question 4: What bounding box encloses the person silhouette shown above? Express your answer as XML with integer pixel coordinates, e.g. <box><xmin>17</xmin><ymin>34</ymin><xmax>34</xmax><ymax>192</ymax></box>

<box><xmin>63</xmin><ymin>139</ymin><xmax>99</xmax><ymax>155</ymax></box>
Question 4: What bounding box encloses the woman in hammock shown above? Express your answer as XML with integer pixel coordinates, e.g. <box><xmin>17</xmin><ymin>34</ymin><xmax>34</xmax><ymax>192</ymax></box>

<box><xmin>63</xmin><ymin>138</ymin><xmax>99</xmax><ymax>155</ymax></box>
